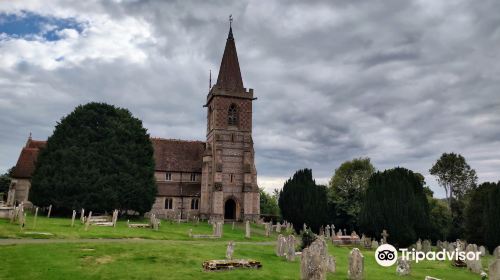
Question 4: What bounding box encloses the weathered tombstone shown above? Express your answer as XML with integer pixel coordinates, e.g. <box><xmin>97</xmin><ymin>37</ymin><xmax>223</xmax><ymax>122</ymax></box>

<box><xmin>448</xmin><ymin>243</ymin><xmax>456</xmax><ymax>253</ymax></box>
<box><xmin>85</xmin><ymin>211</ymin><xmax>92</xmax><ymax>231</ymax></box>
<box><xmin>348</xmin><ymin>248</ymin><xmax>364</xmax><ymax>280</ymax></box>
<box><xmin>343</xmin><ymin>228</ymin><xmax>347</xmax><ymax>235</ymax></box>
<box><xmin>47</xmin><ymin>204</ymin><xmax>52</xmax><ymax>218</ymax></box>
<box><xmin>80</xmin><ymin>209</ymin><xmax>85</xmax><ymax>224</ymax></box>
<box><xmin>466</xmin><ymin>244</ymin><xmax>482</xmax><ymax>274</ymax></box>
<box><xmin>226</xmin><ymin>241</ymin><xmax>234</xmax><ymax>260</ymax></box>
<box><xmin>363</xmin><ymin>236</ymin><xmax>372</xmax><ymax>249</ymax></box>
<box><xmin>422</xmin><ymin>240</ymin><xmax>431</xmax><ymax>253</ymax></box>
<box><xmin>416</xmin><ymin>239</ymin><xmax>422</xmax><ymax>251</ymax></box>
<box><xmin>494</xmin><ymin>246</ymin><xmax>500</xmax><ymax>258</ymax></box>
<box><xmin>276</xmin><ymin>234</ymin><xmax>284</xmax><ymax>256</ymax></box>
<box><xmin>442</xmin><ymin>241</ymin><xmax>449</xmax><ymax>251</ymax></box>
<box><xmin>232</xmin><ymin>221</ymin><xmax>235</xmax><ymax>230</ymax></box>
<box><xmin>303</xmin><ymin>223</ymin><xmax>307</xmax><ymax>233</ymax></box>
<box><xmin>372</xmin><ymin>240</ymin><xmax>379</xmax><ymax>249</ymax></box>
<box><xmin>490</xmin><ymin>247</ymin><xmax>500</xmax><ymax>280</ymax></box>
<box><xmin>71</xmin><ymin>210</ymin><xmax>76</xmax><ymax>227</ymax></box>
<box><xmin>112</xmin><ymin>209</ymin><xmax>118</xmax><ymax>227</ymax></box>
<box><xmin>325</xmin><ymin>225</ymin><xmax>331</xmax><ymax>239</ymax></box>
<box><xmin>33</xmin><ymin>207</ymin><xmax>38</xmax><ymax>229</ymax></box>
<box><xmin>245</xmin><ymin>220</ymin><xmax>251</xmax><ymax>238</ymax></box>
<box><xmin>265</xmin><ymin>223</ymin><xmax>270</xmax><ymax>237</ymax></box>
<box><xmin>479</xmin><ymin>246</ymin><xmax>486</xmax><ymax>257</ymax></box>
<box><xmin>300</xmin><ymin>238</ymin><xmax>333</xmax><ymax>280</ymax></box>
<box><xmin>276</xmin><ymin>222</ymin><xmax>282</xmax><ymax>233</ymax></box>
<box><xmin>337</xmin><ymin>229</ymin><xmax>342</xmax><ymax>237</ymax></box>
<box><xmin>396</xmin><ymin>257</ymin><xmax>411</xmax><ymax>276</ymax></box>
<box><xmin>456</xmin><ymin>239</ymin><xmax>465</xmax><ymax>251</ymax></box>
<box><xmin>286</xmin><ymin>235</ymin><xmax>296</xmax><ymax>261</ymax></box>
<box><xmin>381</xmin><ymin>229</ymin><xmax>389</xmax><ymax>244</ymax></box>
<box><xmin>188</xmin><ymin>229</ymin><xmax>192</xmax><ymax>237</ymax></box>
<box><xmin>218</xmin><ymin>222</ymin><xmax>223</xmax><ymax>237</ymax></box>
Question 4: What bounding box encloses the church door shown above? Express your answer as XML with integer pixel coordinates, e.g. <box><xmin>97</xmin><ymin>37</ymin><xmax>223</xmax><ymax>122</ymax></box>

<box><xmin>224</xmin><ymin>199</ymin><xmax>236</xmax><ymax>220</ymax></box>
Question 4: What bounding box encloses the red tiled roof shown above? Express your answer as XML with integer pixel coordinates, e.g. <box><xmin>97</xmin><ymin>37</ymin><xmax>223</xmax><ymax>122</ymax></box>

<box><xmin>156</xmin><ymin>182</ymin><xmax>201</xmax><ymax>197</ymax></box>
<box><xmin>12</xmin><ymin>137</ymin><xmax>206</xmax><ymax>178</ymax></box>
<box><xmin>151</xmin><ymin>138</ymin><xmax>205</xmax><ymax>173</ymax></box>
<box><xmin>215</xmin><ymin>26</ymin><xmax>244</xmax><ymax>90</ymax></box>
<box><xmin>12</xmin><ymin>147</ymin><xmax>42</xmax><ymax>178</ymax></box>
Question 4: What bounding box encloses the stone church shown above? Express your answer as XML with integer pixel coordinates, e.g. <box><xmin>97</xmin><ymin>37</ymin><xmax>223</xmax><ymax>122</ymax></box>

<box><xmin>7</xmin><ymin>24</ymin><xmax>260</xmax><ymax>222</ymax></box>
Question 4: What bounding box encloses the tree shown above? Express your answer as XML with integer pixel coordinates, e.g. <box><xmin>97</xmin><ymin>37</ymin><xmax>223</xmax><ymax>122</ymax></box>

<box><xmin>427</xmin><ymin>197</ymin><xmax>452</xmax><ymax>242</ymax></box>
<box><xmin>278</xmin><ymin>169</ymin><xmax>328</xmax><ymax>233</ymax></box>
<box><xmin>30</xmin><ymin>102</ymin><xmax>157</xmax><ymax>215</ymax></box>
<box><xmin>0</xmin><ymin>167</ymin><xmax>14</xmax><ymax>200</ymax></box>
<box><xmin>465</xmin><ymin>181</ymin><xmax>500</xmax><ymax>252</ymax></box>
<box><xmin>259</xmin><ymin>188</ymin><xmax>280</xmax><ymax>220</ymax></box>
<box><xmin>429</xmin><ymin>153</ymin><xmax>477</xmax><ymax>207</ymax></box>
<box><xmin>359</xmin><ymin>167</ymin><xmax>430</xmax><ymax>248</ymax></box>
<box><xmin>328</xmin><ymin>158</ymin><xmax>375</xmax><ymax>231</ymax></box>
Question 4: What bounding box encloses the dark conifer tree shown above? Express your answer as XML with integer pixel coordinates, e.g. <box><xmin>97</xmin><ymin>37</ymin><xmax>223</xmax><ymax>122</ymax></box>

<box><xmin>359</xmin><ymin>167</ymin><xmax>430</xmax><ymax>247</ymax></box>
<box><xmin>30</xmin><ymin>102</ymin><xmax>157</xmax><ymax>215</ymax></box>
<box><xmin>278</xmin><ymin>169</ymin><xmax>328</xmax><ymax>233</ymax></box>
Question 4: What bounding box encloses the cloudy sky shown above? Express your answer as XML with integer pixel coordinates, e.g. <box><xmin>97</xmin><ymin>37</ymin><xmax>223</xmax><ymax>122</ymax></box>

<box><xmin>1</xmin><ymin>0</ymin><xmax>499</xmax><ymax>197</ymax></box>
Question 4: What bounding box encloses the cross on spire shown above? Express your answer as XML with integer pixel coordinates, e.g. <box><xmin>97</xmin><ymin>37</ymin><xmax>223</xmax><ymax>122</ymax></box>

<box><xmin>229</xmin><ymin>14</ymin><xmax>233</xmax><ymax>28</ymax></box>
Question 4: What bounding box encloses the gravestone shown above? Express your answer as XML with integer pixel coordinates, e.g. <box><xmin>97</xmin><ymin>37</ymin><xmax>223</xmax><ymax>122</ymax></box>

<box><xmin>448</xmin><ymin>243</ymin><xmax>456</xmax><ymax>252</ymax></box>
<box><xmin>265</xmin><ymin>223</ymin><xmax>270</xmax><ymax>237</ymax></box>
<box><xmin>232</xmin><ymin>221</ymin><xmax>235</xmax><ymax>230</ymax></box>
<box><xmin>465</xmin><ymin>244</ymin><xmax>482</xmax><ymax>273</ymax></box>
<box><xmin>371</xmin><ymin>240</ymin><xmax>379</xmax><ymax>249</ymax></box>
<box><xmin>276</xmin><ymin>234</ymin><xmax>287</xmax><ymax>257</ymax></box>
<box><xmin>47</xmin><ymin>204</ymin><xmax>52</xmax><ymax>218</ymax></box>
<box><xmin>442</xmin><ymin>241</ymin><xmax>449</xmax><ymax>251</ymax></box>
<box><xmin>85</xmin><ymin>211</ymin><xmax>92</xmax><ymax>231</ymax></box>
<box><xmin>286</xmin><ymin>235</ymin><xmax>296</xmax><ymax>261</ymax></box>
<box><xmin>348</xmin><ymin>248</ymin><xmax>364</xmax><ymax>280</ymax></box>
<box><xmin>363</xmin><ymin>236</ymin><xmax>372</xmax><ymax>249</ymax></box>
<box><xmin>337</xmin><ymin>230</ymin><xmax>342</xmax><ymax>237</ymax></box>
<box><xmin>303</xmin><ymin>223</ymin><xmax>307</xmax><ymax>232</ymax></box>
<box><xmin>325</xmin><ymin>225</ymin><xmax>331</xmax><ymax>239</ymax></box>
<box><xmin>422</xmin><ymin>240</ymin><xmax>431</xmax><ymax>253</ymax></box>
<box><xmin>494</xmin><ymin>246</ymin><xmax>500</xmax><ymax>258</ymax></box>
<box><xmin>300</xmin><ymin>238</ymin><xmax>334</xmax><ymax>280</ymax></box>
<box><xmin>245</xmin><ymin>220</ymin><xmax>251</xmax><ymax>238</ymax></box>
<box><xmin>490</xmin><ymin>247</ymin><xmax>500</xmax><ymax>280</ymax></box>
<box><xmin>479</xmin><ymin>246</ymin><xmax>486</xmax><ymax>257</ymax></box>
<box><xmin>276</xmin><ymin>222</ymin><xmax>282</xmax><ymax>233</ymax></box>
<box><xmin>71</xmin><ymin>210</ymin><xmax>76</xmax><ymax>227</ymax></box>
<box><xmin>416</xmin><ymin>239</ymin><xmax>422</xmax><ymax>251</ymax></box>
<box><xmin>80</xmin><ymin>209</ymin><xmax>85</xmax><ymax>224</ymax></box>
<box><xmin>381</xmin><ymin>229</ymin><xmax>389</xmax><ymax>245</ymax></box>
<box><xmin>226</xmin><ymin>241</ymin><xmax>234</xmax><ymax>260</ymax></box>
<box><xmin>396</xmin><ymin>257</ymin><xmax>411</xmax><ymax>276</ymax></box>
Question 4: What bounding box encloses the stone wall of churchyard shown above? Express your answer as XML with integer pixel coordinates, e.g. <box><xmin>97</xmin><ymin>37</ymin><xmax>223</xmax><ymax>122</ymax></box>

<box><xmin>150</xmin><ymin>196</ymin><xmax>200</xmax><ymax>220</ymax></box>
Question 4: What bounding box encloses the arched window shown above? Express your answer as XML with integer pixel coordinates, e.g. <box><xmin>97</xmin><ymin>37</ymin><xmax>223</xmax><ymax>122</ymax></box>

<box><xmin>191</xmin><ymin>198</ymin><xmax>199</xmax><ymax>210</ymax></box>
<box><xmin>228</xmin><ymin>104</ymin><xmax>238</xmax><ymax>126</ymax></box>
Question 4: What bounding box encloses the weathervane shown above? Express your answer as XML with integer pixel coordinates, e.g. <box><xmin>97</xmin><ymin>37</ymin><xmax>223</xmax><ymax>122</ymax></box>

<box><xmin>209</xmin><ymin>69</ymin><xmax>212</xmax><ymax>89</ymax></box>
<box><xmin>229</xmin><ymin>14</ymin><xmax>233</xmax><ymax>28</ymax></box>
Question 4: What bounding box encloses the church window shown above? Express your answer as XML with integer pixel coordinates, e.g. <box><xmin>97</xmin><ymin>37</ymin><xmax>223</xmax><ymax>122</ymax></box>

<box><xmin>165</xmin><ymin>198</ymin><xmax>173</xmax><ymax>209</ymax></box>
<box><xmin>191</xmin><ymin>198</ymin><xmax>199</xmax><ymax>210</ymax></box>
<box><xmin>190</xmin><ymin>173</ymin><xmax>196</xmax><ymax>181</ymax></box>
<box><xmin>228</xmin><ymin>104</ymin><xmax>238</xmax><ymax>126</ymax></box>
<box><xmin>165</xmin><ymin>172</ymin><xmax>172</xmax><ymax>181</ymax></box>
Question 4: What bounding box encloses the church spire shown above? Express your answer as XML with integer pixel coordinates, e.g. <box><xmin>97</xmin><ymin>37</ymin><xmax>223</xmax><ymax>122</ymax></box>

<box><xmin>215</xmin><ymin>15</ymin><xmax>243</xmax><ymax>90</ymax></box>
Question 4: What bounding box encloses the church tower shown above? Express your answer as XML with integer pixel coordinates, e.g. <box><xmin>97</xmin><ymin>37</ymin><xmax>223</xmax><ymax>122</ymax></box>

<box><xmin>200</xmin><ymin>21</ymin><xmax>260</xmax><ymax>221</ymax></box>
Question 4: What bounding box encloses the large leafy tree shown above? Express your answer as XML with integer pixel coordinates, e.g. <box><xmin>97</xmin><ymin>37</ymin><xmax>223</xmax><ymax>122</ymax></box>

<box><xmin>259</xmin><ymin>188</ymin><xmax>280</xmax><ymax>219</ymax></box>
<box><xmin>328</xmin><ymin>157</ymin><xmax>375</xmax><ymax>231</ymax></box>
<box><xmin>278</xmin><ymin>169</ymin><xmax>328</xmax><ymax>233</ymax></box>
<box><xmin>30</xmin><ymin>102</ymin><xmax>157</xmax><ymax>215</ymax></box>
<box><xmin>360</xmin><ymin>167</ymin><xmax>430</xmax><ymax>248</ymax></box>
<box><xmin>465</xmin><ymin>181</ymin><xmax>500</xmax><ymax>252</ymax></box>
<box><xmin>429</xmin><ymin>153</ymin><xmax>477</xmax><ymax>206</ymax></box>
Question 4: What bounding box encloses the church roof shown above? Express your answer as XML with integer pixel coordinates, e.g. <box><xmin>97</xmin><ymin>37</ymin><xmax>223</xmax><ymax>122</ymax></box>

<box><xmin>215</xmin><ymin>26</ymin><xmax>244</xmax><ymax>90</ymax></box>
<box><xmin>151</xmin><ymin>138</ymin><xmax>205</xmax><ymax>173</ymax></box>
<box><xmin>11</xmin><ymin>137</ymin><xmax>205</xmax><ymax>179</ymax></box>
<box><xmin>12</xmin><ymin>138</ymin><xmax>47</xmax><ymax>178</ymax></box>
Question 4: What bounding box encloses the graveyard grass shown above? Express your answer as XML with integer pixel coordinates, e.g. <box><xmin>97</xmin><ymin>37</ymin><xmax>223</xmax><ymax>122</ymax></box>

<box><xmin>0</xmin><ymin>215</ymin><xmax>495</xmax><ymax>280</ymax></box>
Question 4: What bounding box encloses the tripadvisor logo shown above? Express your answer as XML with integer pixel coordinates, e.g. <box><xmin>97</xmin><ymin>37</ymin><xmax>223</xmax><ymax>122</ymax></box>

<box><xmin>375</xmin><ymin>244</ymin><xmax>482</xmax><ymax>267</ymax></box>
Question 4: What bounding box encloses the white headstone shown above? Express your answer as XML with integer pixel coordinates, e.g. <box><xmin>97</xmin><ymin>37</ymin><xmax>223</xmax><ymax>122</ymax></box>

<box><xmin>47</xmin><ymin>204</ymin><xmax>52</xmax><ymax>218</ymax></box>
<box><xmin>245</xmin><ymin>220</ymin><xmax>251</xmax><ymax>238</ymax></box>
<box><xmin>71</xmin><ymin>210</ymin><xmax>76</xmax><ymax>227</ymax></box>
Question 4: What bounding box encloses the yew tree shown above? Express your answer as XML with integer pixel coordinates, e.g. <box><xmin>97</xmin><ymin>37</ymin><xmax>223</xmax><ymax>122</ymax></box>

<box><xmin>30</xmin><ymin>102</ymin><xmax>157</xmax><ymax>215</ymax></box>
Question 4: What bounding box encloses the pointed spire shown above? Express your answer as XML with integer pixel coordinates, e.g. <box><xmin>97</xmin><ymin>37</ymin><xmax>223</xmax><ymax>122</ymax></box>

<box><xmin>215</xmin><ymin>16</ymin><xmax>243</xmax><ymax>90</ymax></box>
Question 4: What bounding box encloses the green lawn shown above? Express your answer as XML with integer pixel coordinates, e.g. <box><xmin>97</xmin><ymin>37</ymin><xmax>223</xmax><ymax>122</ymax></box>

<box><xmin>0</xmin><ymin>215</ymin><xmax>495</xmax><ymax>279</ymax></box>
